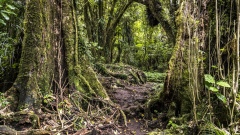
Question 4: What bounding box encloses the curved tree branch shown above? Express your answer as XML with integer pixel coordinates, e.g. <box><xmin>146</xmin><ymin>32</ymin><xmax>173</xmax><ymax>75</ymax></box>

<box><xmin>107</xmin><ymin>0</ymin><xmax>133</xmax><ymax>32</ymax></box>
<box><xmin>133</xmin><ymin>0</ymin><xmax>176</xmax><ymax>43</ymax></box>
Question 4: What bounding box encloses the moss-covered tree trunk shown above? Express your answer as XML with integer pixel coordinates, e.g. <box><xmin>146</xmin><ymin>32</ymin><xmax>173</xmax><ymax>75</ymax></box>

<box><xmin>6</xmin><ymin>0</ymin><xmax>108</xmax><ymax>111</ymax></box>
<box><xmin>147</xmin><ymin>0</ymin><xmax>209</xmax><ymax>121</ymax></box>
<box><xmin>171</xmin><ymin>0</ymin><xmax>207</xmax><ymax>108</ymax></box>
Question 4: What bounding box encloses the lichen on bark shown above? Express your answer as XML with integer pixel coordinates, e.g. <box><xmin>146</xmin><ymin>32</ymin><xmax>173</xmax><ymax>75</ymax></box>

<box><xmin>5</xmin><ymin>0</ymin><xmax>109</xmax><ymax>111</ymax></box>
<box><xmin>61</xmin><ymin>0</ymin><xmax>108</xmax><ymax>99</ymax></box>
<box><xmin>7</xmin><ymin>0</ymin><xmax>46</xmax><ymax>110</ymax></box>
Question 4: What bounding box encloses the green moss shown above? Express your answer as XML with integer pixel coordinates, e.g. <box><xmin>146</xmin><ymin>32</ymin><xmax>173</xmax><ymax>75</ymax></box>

<box><xmin>78</xmin><ymin>74</ymin><xmax>95</xmax><ymax>95</ymax></box>
<box><xmin>60</xmin><ymin>0</ymin><xmax>109</xmax><ymax>100</ymax></box>
<box><xmin>13</xmin><ymin>0</ymin><xmax>44</xmax><ymax>110</ymax></box>
<box><xmin>144</xmin><ymin>72</ymin><xmax>166</xmax><ymax>82</ymax></box>
<box><xmin>129</xmin><ymin>70</ymin><xmax>140</xmax><ymax>84</ymax></box>
<box><xmin>62</xmin><ymin>0</ymin><xmax>76</xmax><ymax>91</ymax></box>
<box><xmin>95</xmin><ymin>63</ymin><xmax>128</xmax><ymax>80</ymax></box>
<box><xmin>112</xmin><ymin>73</ymin><xmax>128</xmax><ymax>80</ymax></box>
<box><xmin>95</xmin><ymin>63</ymin><xmax>111</xmax><ymax>76</ymax></box>
<box><xmin>199</xmin><ymin>123</ymin><xmax>228</xmax><ymax>135</ymax></box>
<box><xmin>29</xmin><ymin>113</ymin><xmax>40</xmax><ymax>129</ymax></box>
<box><xmin>81</xmin><ymin>66</ymin><xmax>108</xmax><ymax>98</ymax></box>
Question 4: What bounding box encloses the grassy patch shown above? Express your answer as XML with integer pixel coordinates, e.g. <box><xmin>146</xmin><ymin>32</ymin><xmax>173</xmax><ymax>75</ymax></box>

<box><xmin>144</xmin><ymin>72</ymin><xmax>166</xmax><ymax>83</ymax></box>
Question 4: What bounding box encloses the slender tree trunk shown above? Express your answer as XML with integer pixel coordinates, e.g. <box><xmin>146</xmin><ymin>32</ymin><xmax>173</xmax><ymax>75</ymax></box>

<box><xmin>98</xmin><ymin>0</ymin><xmax>104</xmax><ymax>50</ymax></box>
<box><xmin>83</xmin><ymin>0</ymin><xmax>133</xmax><ymax>63</ymax></box>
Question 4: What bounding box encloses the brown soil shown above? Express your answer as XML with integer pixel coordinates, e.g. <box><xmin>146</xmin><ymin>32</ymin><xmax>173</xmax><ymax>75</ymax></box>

<box><xmin>98</xmin><ymin>74</ymin><xmax>161</xmax><ymax>135</ymax></box>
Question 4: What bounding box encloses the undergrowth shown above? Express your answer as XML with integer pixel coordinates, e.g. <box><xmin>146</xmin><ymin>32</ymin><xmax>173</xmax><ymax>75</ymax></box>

<box><xmin>144</xmin><ymin>72</ymin><xmax>166</xmax><ymax>83</ymax></box>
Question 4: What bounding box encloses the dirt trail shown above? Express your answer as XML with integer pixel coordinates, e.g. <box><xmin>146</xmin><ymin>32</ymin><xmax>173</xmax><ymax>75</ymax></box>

<box><xmin>0</xmin><ymin>64</ymin><xmax>163</xmax><ymax>135</ymax></box>
<box><xmin>96</xmin><ymin>64</ymin><xmax>161</xmax><ymax>135</ymax></box>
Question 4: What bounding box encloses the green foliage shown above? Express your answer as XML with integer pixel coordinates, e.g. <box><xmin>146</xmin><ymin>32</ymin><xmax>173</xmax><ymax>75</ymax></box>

<box><xmin>144</xmin><ymin>72</ymin><xmax>166</xmax><ymax>82</ymax></box>
<box><xmin>74</xmin><ymin>117</ymin><xmax>86</xmax><ymax>130</ymax></box>
<box><xmin>0</xmin><ymin>1</ymin><xmax>21</xmax><ymax>65</ymax></box>
<box><xmin>0</xmin><ymin>0</ymin><xmax>17</xmax><ymax>26</ymax></box>
<box><xmin>43</xmin><ymin>94</ymin><xmax>55</xmax><ymax>104</ymax></box>
<box><xmin>109</xmin><ymin>3</ymin><xmax>173</xmax><ymax>71</ymax></box>
<box><xmin>208</xmin><ymin>86</ymin><xmax>219</xmax><ymax>92</ymax></box>
<box><xmin>204</xmin><ymin>74</ymin><xmax>230</xmax><ymax>104</ymax></box>
<box><xmin>0</xmin><ymin>1</ymin><xmax>22</xmax><ymax>92</ymax></box>
<box><xmin>0</xmin><ymin>92</ymin><xmax>9</xmax><ymax>108</ymax></box>
<box><xmin>216</xmin><ymin>81</ymin><xmax>231</xmax><ymax>88</ymax></box>
<box><xmin>0</xmin><ymin>32</ymin><xmax>15</xmax><ymax>76</ymax></box>
<box><xmin>167</xmin><ymin>120</ymin><xmax>179</xmax><ymax>129</ymax></box>
<box><xmin>204</xmin><ymin>74</ymin><xmax>215</xmax><ymax>84</ymax></box>
<box><xmin>78</xmin><ymin>37</ymin><xmax>103</xmax><ymax>62</ymax></box>
<box><xmin>165</xmin><ymin>118</ymin><xmax>187</xmax><ymax>134</ymax></box>
<box><xmin>215</xmin><ymin>93</ymin><xmax>227</xmax><ymax>104</ymax></box>
<box><xmin>199</xmin><ymin>122</ymin><xmax>229</xmax><ymax>135</ymax></box>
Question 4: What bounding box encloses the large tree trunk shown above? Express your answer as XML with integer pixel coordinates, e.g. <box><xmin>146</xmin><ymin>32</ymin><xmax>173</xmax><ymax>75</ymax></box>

<box><xmin>6</xmin><ymin>0</ymin><xmax>108</xmax><ymax>111</ymax></box>
<box><xmin>148</xmin><ymin>0</ymin><xmax>209</xmax><ymax>121</ymax></box>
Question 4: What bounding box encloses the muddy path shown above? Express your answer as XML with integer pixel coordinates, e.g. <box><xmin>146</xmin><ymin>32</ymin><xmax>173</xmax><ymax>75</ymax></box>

<box><xmin>99</xmin><ymin>77</ymin><xmax>155</xmax><ymax>134</ymax></box>
<box><xmin>96</xmin><ymin>64</ymin><xmax>167</xmax><ymax>135</ymax></box>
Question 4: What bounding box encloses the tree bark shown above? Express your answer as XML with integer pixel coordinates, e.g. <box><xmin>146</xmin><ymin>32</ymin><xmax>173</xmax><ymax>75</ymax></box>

<box><xmin>155</xmin><ymin>0</ymin><xmax>209</xmax><ymax>118</ymax></box>
<box><xmin>104</xmin><ymin>1</ymin><xmax>133</xmax><ymax>63</ymax></box>
<box><xmin>6</xmin><ymin>0</ymin><xmax>109</xmax><ymax>111</ymax></box>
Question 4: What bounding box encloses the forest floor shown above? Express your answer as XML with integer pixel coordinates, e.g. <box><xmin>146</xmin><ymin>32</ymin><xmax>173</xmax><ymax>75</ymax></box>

<box><xmin>0</xmin><ymin>64</ymin><xmax>168</xmax><ymax>135</ymax></box>
<box><xmin>96</xmin><ymin>64</ymin><xmax>167</xmax><ymax>135</ymax></box>
<box><xmin>99</xmin><ymin>77</ymin><xmax>154</xmax><ymax>135</ymax></box>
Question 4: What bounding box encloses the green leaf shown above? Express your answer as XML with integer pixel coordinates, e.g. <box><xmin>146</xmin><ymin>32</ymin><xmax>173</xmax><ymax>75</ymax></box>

<box><xmin>217</xmin><ymin>81</ymin><xmax>231</xmax><ymax>88</ymax></box>
<box><xmin>88</xmin><ymin>0</ymin><xmax>96</xmax><ymax>6</ymax></box>
<box><xmin>2</xmin><ymin>10</ymin><xmax>16</xmax><ymax>15</ymax></box>
<box><xmin>1</xmin><ymin>12</ymin><xmax>9</xmax><ymax>20</ymax></box>
<box><xmin>216</xmin><ymin>93</ymin><xmax>227</xmax><ymax>104</ymax></box>
<box><xmin>0</xmin><ymin>0</ymin><xmax>6</xmax><ymax>4</ymax></box>
<box><xmin>0</xmin><ymin>19</ymin><xmax>6</xmax><ymax>25</ymax></box>
<box><xmin>6</xmin><ymin>4</ymin><xmax>16</xmax><ymax>10</ymax></box>
<box><xmin>209</xmin><ymin>86</ymin><xmax>219</xmax><ymax>92</ymax></box>
<box><xmin>211</xmin><ymin>65</ymin><xmax>218</xmax><ymax>69</ymax></box>
<box><xmin>204</xmin><ymin>74</ymin><xmax>215</xmax><ymax>84</ymax></box>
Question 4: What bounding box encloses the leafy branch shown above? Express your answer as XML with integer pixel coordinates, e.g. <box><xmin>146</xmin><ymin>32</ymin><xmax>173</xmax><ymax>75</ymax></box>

<box><xmin>0</xmin><ymin>0</ymin><xmax>17</xmax><ymax>26</ymax></box>
<box><xmin>204</xmin><ymin>74</ymin><xmax>231</xmax><ymax>104</ymax></box>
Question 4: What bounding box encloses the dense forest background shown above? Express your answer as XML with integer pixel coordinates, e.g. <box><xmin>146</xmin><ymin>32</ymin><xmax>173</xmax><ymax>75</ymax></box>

<box><xmin>0</xmin><ymin>0</ymin><xmax>239</xmax><ymax>134</ymax></box>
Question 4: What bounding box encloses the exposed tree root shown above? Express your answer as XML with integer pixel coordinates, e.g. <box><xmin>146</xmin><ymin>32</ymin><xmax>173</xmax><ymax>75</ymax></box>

<box><xmin>0</xmin><ymin>64</ymin><xmax>166</xmax><ymax>134</ymax></box>
<box><xmin>0</xmin><ymin>89</ymin><xmax>128</xmax><ymax>134</ymax></box>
